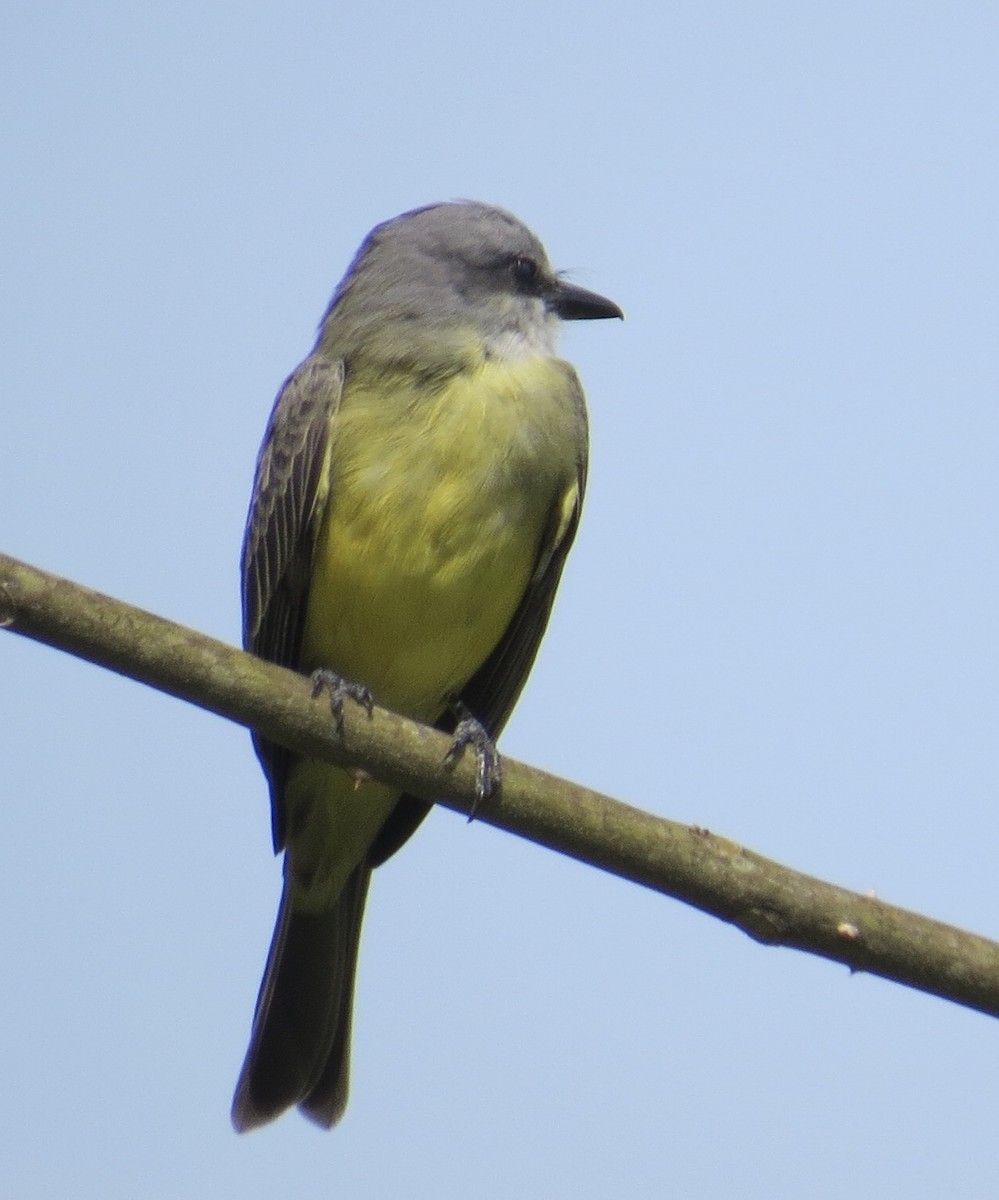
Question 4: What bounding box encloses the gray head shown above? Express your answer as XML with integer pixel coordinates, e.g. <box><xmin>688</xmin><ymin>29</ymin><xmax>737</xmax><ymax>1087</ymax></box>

<box><xmin>317</xmin><ymin>201</ymin><xmax>621</xmax><ymax>366</ymax></box>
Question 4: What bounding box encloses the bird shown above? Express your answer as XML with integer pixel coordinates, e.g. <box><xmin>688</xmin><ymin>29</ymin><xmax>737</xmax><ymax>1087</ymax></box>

<box><xmin>232</xmin><ymin>200</ymin><xmax>621</xmax><ymax>1130</ymax></box>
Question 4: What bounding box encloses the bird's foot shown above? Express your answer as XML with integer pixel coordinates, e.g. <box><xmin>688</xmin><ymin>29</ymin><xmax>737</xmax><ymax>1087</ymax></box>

<box><xmin>443</xmin><ymin>700</ymin><xmax>503</xmax><ymax>819</ymax></box>
<box><xmin>310</xmin><ymin>668</ymin><xmax>374</xmax><ymax>735</ymax></box>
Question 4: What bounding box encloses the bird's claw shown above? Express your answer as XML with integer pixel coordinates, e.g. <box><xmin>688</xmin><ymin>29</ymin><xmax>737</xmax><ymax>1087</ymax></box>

<box><xmin>443</xmin><ymin>703</ymin><xmax>502</xmax><ymax>819</ymax></box>
<box><xmin>310</xmin><ymin>668</ymin><xmax>374</xmax><ymax>735</ymax></box>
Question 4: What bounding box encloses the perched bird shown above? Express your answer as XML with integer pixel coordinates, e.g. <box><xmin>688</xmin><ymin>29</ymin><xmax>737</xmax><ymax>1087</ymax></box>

<box><xmin>232</xmin><ymin>201</ymin><xmax>621</xmax><ymax>1130</ymax></box>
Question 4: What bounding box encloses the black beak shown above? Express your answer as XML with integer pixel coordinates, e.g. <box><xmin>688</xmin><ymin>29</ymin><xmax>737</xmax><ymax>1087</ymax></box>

<box><xmin>549</xmin><ymin>278</ymin><xmax>624</xmax><ymax>321</ymax></box>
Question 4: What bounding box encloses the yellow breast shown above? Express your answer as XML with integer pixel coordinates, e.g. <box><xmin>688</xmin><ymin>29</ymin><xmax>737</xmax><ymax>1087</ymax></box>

<box><xmin>300</xmin><ymin>353</ymin><xmax>582</xmax><ymax>721</ymax></box>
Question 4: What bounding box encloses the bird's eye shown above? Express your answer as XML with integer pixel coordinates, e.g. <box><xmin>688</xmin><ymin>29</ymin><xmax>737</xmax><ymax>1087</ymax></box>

<box><xmin>511</xmin><ymin>255</ymin><xmax>539</xmax><ymax>286</ymax></box>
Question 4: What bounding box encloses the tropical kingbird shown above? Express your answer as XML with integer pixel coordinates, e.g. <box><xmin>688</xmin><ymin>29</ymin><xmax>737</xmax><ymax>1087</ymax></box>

<box><xmin>232</xmin><ymin>201</ymin><xmax>621</xmax><ymax>1130</ymax></box>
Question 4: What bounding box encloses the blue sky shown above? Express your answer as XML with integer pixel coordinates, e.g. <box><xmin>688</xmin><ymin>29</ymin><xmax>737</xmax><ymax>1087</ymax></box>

<box><xmin>3</xmin><ymin>4</ymin><xmax>999</xmax><ymax>1197</ymax></box>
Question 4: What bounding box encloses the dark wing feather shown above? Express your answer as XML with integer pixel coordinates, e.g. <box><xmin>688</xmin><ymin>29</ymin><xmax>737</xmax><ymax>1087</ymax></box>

<box><xmin>458</xmin><ymin>478</ymin><xmax>584</xmax><ymax>740</ymax></box>
<box><xmin>460</xmin><ymin>375</ymin><xmax>588</xmax><ymax>739</ymax></box>
<box><xmin>241</xmin><ymin>354</ymin><xmax>344</xmax><ymax>849</ymax></box>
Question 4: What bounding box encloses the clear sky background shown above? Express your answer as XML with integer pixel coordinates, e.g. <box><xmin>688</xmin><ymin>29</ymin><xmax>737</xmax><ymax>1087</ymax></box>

<box><xmin>3</xmin><ymin>4</ymin><xmax>999</xmax><ymax>1197</ymax></box>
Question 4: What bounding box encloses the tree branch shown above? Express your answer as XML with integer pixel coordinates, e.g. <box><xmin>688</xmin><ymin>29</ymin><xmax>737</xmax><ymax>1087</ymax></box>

<box><xmin>2</xmin><ymin>549</ymin><xmax>998</xmax><ymax>1018</ymax></box>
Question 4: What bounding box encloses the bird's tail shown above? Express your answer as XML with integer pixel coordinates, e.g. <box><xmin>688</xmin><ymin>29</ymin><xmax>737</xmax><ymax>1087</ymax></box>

<box><xmin>231</xmin><ymin>864</ymin><xmax>371</xmax><ymax>1131</ymax></box>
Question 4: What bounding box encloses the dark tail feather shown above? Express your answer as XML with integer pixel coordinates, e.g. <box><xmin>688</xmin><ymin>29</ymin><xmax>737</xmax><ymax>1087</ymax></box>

<box><xmin>231</xmin><ymin>865</ymin><xmax>371</xmax><ymax>1131</ymax></box>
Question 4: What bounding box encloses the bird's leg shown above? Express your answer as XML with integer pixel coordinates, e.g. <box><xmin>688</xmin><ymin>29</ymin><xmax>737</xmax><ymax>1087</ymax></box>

<box><xmin>310</xmin><ymin>668</ymin><xmax>374</xmax><ymax>736</ymax></box>
<box><xmin>443</xmin><ymin>699</ymin><xmax>503</xmax><ymax>818</ymax></box>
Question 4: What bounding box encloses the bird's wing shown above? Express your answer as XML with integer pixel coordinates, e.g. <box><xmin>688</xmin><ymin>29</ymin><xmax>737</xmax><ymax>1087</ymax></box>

<box><xmin>460</xmin><ymin>465</ymin><xmax>586</xmax><ymax>740</ymax></box>
<box><xmin>241</xmin><ymin>354</ymin><xmax>344</xmax><ymax>849</ymax></box>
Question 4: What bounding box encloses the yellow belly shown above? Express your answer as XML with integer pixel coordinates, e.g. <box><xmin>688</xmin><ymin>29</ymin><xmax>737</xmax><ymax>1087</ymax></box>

<box><xmin>286</xmin><ymin>352</ymin><xmax>582</xmax><ymax>909</ymax></box>
<box><xmin>300</xmin><ymin>354</ymin><xmax>579</xmax><ymax>722</ymax></box>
